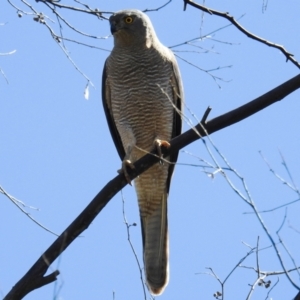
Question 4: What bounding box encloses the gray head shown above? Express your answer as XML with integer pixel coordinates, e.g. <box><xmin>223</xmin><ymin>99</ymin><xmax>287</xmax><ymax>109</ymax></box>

<box><xmin>109</xmin><ymin>9</ymin><xmax>158</xmax><ymax>48</ymax></box>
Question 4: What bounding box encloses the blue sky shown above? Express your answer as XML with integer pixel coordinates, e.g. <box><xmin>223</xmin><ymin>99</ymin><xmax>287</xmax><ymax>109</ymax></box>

<box><xmin>1</xmin><ymin>0</ymin><xmax>300</xmax><ymax>299</ymax></box>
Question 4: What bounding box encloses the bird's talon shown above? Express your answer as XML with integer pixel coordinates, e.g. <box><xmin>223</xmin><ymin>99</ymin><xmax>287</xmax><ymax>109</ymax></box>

<box><xmin>155</xmin><ymin>139</ymin><xmax>170</xmax><ymax>158</ymax></box>
<box><xmin>124</xmin><ymin>159</ymin><xmax>135</xmax><ymax>169</ymax></box>
<box><xmin>119</xmin><ymin>159</ymin><xmax>135</xmax><ymax>185</ymax></box>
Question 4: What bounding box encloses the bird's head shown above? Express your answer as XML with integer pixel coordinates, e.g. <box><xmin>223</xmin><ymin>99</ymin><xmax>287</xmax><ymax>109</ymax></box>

<box><xmin>109</xmin><ymin>10</ymin><xmax>157</xmax><ymax>48</ymax></box>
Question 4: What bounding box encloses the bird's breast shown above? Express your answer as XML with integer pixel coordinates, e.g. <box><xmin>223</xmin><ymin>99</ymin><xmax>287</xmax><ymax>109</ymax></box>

<box><xmin>107</xmin><ymin>49</ymin><xmax>175</xmax><ymax>155</ymax></box>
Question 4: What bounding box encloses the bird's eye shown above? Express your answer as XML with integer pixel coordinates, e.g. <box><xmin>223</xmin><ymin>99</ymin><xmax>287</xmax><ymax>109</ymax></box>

<box><xmin>124</xmin><ymin>16</ymin><xmax>133</xmax><ymax>24</ymax></box>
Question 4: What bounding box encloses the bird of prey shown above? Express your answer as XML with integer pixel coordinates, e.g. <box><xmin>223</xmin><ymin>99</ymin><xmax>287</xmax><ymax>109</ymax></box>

<box><xmin>102</xmin><ymin>9</ymin><xmax>183</xmax><ymax>295</ymax></box>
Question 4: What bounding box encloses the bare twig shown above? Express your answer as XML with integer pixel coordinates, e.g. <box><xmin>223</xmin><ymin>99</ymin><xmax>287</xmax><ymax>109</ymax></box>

<box><xmin>240</xmin><ymin>263</ymin><xmax>299</xmax><ymax>299</ymax></box>
<box><xmin>262</xmin><ymin>0</ymin><xmax>269</xmax><ymax>14</ymax></box>
<box><xmin>143</xmin><ymin>0</ymin><xmax>172</xmax><ymax>13</ymax></box>
<box><xmin>276</xmin><ymin>208</ymin><xmax>288</xmax><ymax>234</ymax></box>
<box><xmin>279</xmin><ymin>150</ymin><xmax>299</xmax><ymax>192</ymax></box>
<box><xmin>0</xmin><ymin>50</ymin><xmax>17</xmax><ymax>56</ymax></box>
<box><xmin>35</xmin><ymin>0</ymin><xmax>111</xmax><ymax>17</ymax></box>
<box><xmin>256</xmin><ymin>237</ymin><xmax>260</xmax><ymax>280</ymax></box>
<box><xmin>169</xmin><ymin>22</ymin><xmax>234</xmax><ymax>49</ymax></box>
<box><xmin>242</xmin><ymin>151</ymin><xmax>300</xmax><ymax>214</ymax></box>
<box><xmin>44</xmin><ymin>2</ymin><xmax>107</xmax><ymax>39</ymax></box>
<box><xmin>7</xmin><ymin>0</ymin><xmax>110</xmax><ymax>85</ymax></box>
<box><xmin>276</xmin><ymin>211</ymin><xmax>300</xmax><ymax>279</ymax></box>
<box><xmin>174</xmin><ymin>53</ymin><xmax>231</xmax><ymax>88</ymax></box>
<box><xmin>7</xmin><ymin>0</ymin><xmax>35</xmax><ymax>16</ymax></box>
<box><xmin>121</xmin><ymin>191</ymin><xmax>149</xmax><ymax>300</ymax></box>
<box><xmin>53</xmin><ymin>36</ymin><xmax>110</xmax><ymax>51</ymax></box>
<box><xmin>244</xmin><ymin>197</ymin><xmax>300</xmax><ymax>214</ymax></box>
<box><xmin>183</xmin><ymin>0</ymin><xmax>300</xmax><ymax>68</ymax></box>
<box><xmin>200</xmin><ymin>132</ymin><xmax>300</xmax><ymax>291</ymax></box>
<box><xmin>265</xmin><ymin>277</ymin><xmax>279</xmax><ymax>300</ymax></box>
<box><xmin>0</xmin><ymin>185</ymin><xmax>59</xmax><ymax>236</ymax></box>
<box><xmin>197</xmin><ymin>245</ymin><xmax>256</xmax><ymax>299</ymax></box>
<box><xmin>288</xmin><ymin>222</ymin><xmax>300</xmax><ymax>235</ymax></box>
<box><xmin>0</xmin><ymin>68</ymin><xmax>9</xmax><ymax>83</ymax></box>
<box><xmin>240</xmin><ymin>265</ymin><xmax>300</xmax><ymax>276</ymax></box>
<box><xmin>187</xmin><ymin>81</ymin><xmax>300</xmax><ymax>293</ymax></box>
<box><xmin>36</xmin><ymin>20</ymin><xmax>95</xmax><ymax>87</ymax></box>
<box><xmin>259</xmin><ymin>151</ymin><xmax>299</xmax><ymax>193</ymax></box>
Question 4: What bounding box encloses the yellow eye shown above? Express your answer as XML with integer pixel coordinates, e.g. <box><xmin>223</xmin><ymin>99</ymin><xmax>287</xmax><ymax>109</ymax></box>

<box><xmin>124</xmin><ymin>16</ymin><xmax>133</xmax><ymax>24</ymax></box>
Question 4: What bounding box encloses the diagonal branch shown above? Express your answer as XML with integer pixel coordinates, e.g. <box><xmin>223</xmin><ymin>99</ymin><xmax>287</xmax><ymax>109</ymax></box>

<box><xmin>4</xmin><ymin>73</ymin><xmax>300</xmax><ymax>300</ymax></box>
<box><xmin>183</xmin><ymin>0</ymin><xmax>300</xmax><ymax>69</ymax></box>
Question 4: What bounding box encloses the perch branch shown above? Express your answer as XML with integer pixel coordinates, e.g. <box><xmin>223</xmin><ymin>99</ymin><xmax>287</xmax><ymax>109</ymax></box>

<box><xmin>4</xmin><ymin>73</ymin><xmax>300</xmax><ymax>300</ymax></box>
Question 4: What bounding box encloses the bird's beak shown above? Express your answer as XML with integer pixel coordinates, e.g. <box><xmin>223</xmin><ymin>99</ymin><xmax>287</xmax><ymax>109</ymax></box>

<box><xmin>110</xmin><ymin>22</ymin><xmax>118</xmax><ymax>35</ymax></box>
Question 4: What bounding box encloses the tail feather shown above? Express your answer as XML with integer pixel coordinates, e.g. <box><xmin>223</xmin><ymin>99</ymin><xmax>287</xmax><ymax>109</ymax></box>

<box><xmin>140</xmin><ymin>192</ymin><xmax>169</xmax><ymax>295</ymax></box>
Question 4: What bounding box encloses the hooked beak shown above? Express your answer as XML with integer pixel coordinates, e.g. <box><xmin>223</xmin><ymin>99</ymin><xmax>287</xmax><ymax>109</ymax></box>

<box><xmin>110</xmin><ymin>24</ymin><xmax>116</xmax><ymax>34</ymax></box>
<box><xmin>110</xmin><ymin>22</ymin><xmax>118</xmax><ymax>35</ymax></box>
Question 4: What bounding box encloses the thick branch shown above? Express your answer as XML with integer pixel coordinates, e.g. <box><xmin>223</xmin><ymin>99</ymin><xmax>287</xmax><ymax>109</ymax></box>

<box><xmin>4</xmin><ymin>73</ymin><xmax>300</xmax><ymax>300</ymax></box>
<box><xmin>183</xmin><ymin>0</ymin><xmax>300</xmax><ymax>69</ymax></box>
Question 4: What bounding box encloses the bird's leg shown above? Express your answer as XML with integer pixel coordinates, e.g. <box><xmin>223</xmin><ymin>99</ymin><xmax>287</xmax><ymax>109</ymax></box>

<box><xmin>154</xmin><ymin>139</ymin><xmax>170</xmax><ymax>162</ymax></box>
<box><xmin>117</xmin><ymin>145</ymin><xmax>135</xmax><ymax>185</ymax></box>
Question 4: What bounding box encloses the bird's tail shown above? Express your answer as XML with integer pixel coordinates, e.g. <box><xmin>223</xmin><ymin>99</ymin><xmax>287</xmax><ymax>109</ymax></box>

<box><xmin>140</xmin><ymin>192</ymin><xmax>169</xmax><ymax>295</ymax></box>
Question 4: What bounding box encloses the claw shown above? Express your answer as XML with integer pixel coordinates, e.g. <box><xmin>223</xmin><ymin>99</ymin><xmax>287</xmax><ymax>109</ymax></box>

<box><xmin>155</xmin><ymin>139</ymin><xmax>170</xmax><ymax>158</ymax></box>
<box><xmin>118</xmin><ymin>159</ymin><xmax>135</xmax><ymax>185</ymax></box>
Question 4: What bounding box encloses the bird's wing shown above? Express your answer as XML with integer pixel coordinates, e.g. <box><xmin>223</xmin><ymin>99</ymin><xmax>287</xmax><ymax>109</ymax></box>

<box><xmin>166</xmin><ymin>54</ymin><xmax>183</xmax><ymax>193</ymax></box>
<box><xmin>102</xmin><ymin>60</ymin><xmax>126</xmax><ymax>160</ymax></box>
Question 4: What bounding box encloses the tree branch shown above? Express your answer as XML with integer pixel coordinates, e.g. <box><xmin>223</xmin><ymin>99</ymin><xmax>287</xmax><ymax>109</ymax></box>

<box><xmin>183</xmin><ymin>0</ymin><xmax>300</xmax><ymax>69</ymax></box>
<box><xmin>4</xmin><ymin>73</ymin><xmax>300</xmax><ymax>300</ymax></box>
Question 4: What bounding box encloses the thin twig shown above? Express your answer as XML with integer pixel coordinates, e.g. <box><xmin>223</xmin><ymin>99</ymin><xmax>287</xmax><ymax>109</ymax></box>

<box><xmin>259</xmin><ymin>151</ymin><xmax>298</xmax><ymax>192</ymax></box>
<box><xmin>169</xmin><ymin>21</ymin><xmax>234</xmax><ymax>49</ymax></box>
<box><xmin>56</xmin><ymin>36</ymin><xmax>110</xmax><ymax>51</ymax></box>
<box><xmin>44</xmin><ymin>2</ymin><xmax>107</xmax><ymax>39</ymax></box>
<box><xmin>265</xmin><ymin>277</ymin><xmax>279</xmax><ymax>300</ymax></box>
<box><xmin>174</xmin><ymin>53</ymin><xmax>231</xmax><ymax>88</ymax></box>
<box><xmin>279</xmin><ymin>150</ymin><xmax>299</xmax><ymax>193</ymax></box>
<box><xmin>0</xmin><ymin>50</ymin><xmax>17</xmax><ymax>56</ymax></box>
<box><xmin>244</xmin><ymin>198</ymin><xmax>300</xmax><ymax>214</ymax></box>
<box><xmin>0</xmin><ymin>68</ymin><xmax>9</xmax><ymax>84</ymax></box>
<box><xmin>41</xmin><ymin>21</ymin><xmax>95</xmax><ymax>87</ymax></box>
<box><xmin>277</xmin><ymin>218</ymin><xmax>300</xmax><ymax>279</ymax></box>
<box><xmin>0</xmin><ymin>185</ymin><xmax>58</xmax><ymax>236</ymax></box>
<box><xmin>184</xmin><ymin>0</ymin><xmax>300</xmax><ymax>68</ymax></box>
<box><xmin>7</xmin><ymin>0</ymin><xmax>35</xmax><ymax>15</ymax></box>
<box><xmin>189</xmin><ymin>106</ymin><xmax>300</xmax><ymax>291</ymax></box>
<box><xmin>121</xmin><ymin>191</ymin><xmax>150</xmax><ymax>300</ymax></box>
<box><xmin>36</xmin><ymin>0</ymin><xmax>112</xmax><ymax>17</ymax></box>
<box><xmin>197</xmin><ymin>246</ymin><xmax>257</xmax><ymax>299</ymax></box>
<box><xmin>143</xmin><ymin>0</ymin><xmax>172</xmax><ymax>13</ymax></box>
<box><xmin>256</xmin><ymin>237</ymin><xmax>260</xmax><ymax>280</ymax></box>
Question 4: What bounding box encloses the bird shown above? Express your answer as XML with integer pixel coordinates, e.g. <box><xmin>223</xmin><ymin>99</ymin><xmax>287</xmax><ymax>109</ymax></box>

<box><xmin>101</xmin><ymin>9</ymin><xmax>183</xmax><ymax>295</ymax></box>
